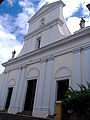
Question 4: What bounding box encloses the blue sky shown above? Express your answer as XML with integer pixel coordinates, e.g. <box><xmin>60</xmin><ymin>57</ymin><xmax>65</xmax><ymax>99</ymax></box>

<box><xmin>0</xmin><ymin>0</ymin><xmax>90</xmax><ymax>74</ymax></box>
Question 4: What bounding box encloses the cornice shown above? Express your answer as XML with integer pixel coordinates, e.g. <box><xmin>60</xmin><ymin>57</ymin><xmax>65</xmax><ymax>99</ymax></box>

<box><xmin>72</xmin><ymin>47</ymin><xmax>81</xmax><ymax>53</ymax></box>
<box><xmin>3</xmin><ymin>41</ymin><xmax>90</xmax><ymax>73</ymax></box>
<box><xmin>2</xmin><ymin>26</ymin><xmax>90</xmax><ymax>67</ymax></box>
<box><xmin>22</xmin><ymin>64</ymin><xmax>27</xmax><ymax>69</ymax></box>
<box><xmin>24</xmin><ymin>18</ymin><xmax>63</xmax><ymax>40</ymax></box>
<box><xmin>3</xmin><ymin>70</ymin><xmax>10</xmax><ymax>74</ymax></box>
<box><xmin>47</xmin><ymin>55</ymin><xmax>54</xmax><ymax>61</ymax></box>
<box><xmin>82</xmin><ymin>44</ymin><xmax>90</xmax><ymax>51</ymax></box>
<box><xmin>40</xmin><ymin>58</ymin><xmax>47</xmax><ymax>63</ymax></box>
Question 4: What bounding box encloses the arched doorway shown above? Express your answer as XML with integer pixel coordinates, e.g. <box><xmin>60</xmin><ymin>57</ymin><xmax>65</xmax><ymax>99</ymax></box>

<box><xmin>57</xmin><ymin>79</ymin><xmax>69</xmax><ymax>101</ymax></box>
<box><xmin>51</xmin><ymin>66</ymin><xmax>72</xmax><ymax>115</ymax></box>
<box><xmin>22</xmin><ymin>67</ymin><xmax>39</xmax><ymax>115</ymax></box>
<box><xmin>5</xmin><ymin>87</ymin><xmax>13</xmax><ymax>110</ymax></box>
<box><xmin>5</xmin><ymin>79</ymin><xmax>15</xmax><ymax>110</ymax></box>
<box><xmin>24</xmin><ymin>79</ymin><xmax>37</xmax><ymax>114</ymax></box>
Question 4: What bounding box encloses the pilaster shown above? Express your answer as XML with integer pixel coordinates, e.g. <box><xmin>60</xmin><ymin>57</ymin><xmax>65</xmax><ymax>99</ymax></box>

<box><xmin>42</xmin><ymin>56</ymin><xmax>54</xmax><ymax>117</ymax></box>
<box><xmin>0</xmin><ymin>72</ymin><xmax>6</xmax><ymax>98</ymax></box>
<box><xmin>13</xmin><ymin>65</ymin><xmax>27</xmax><ymax>113</ymax></box>
<box><xmin>8</xmin><ymin>67</ymin><xmax>22</xmax><ymax>114</ymax></box>
<box><xmin>0</xmin><ymin>71</ymin><xmax>9</xmax><ymax>110</ymax></box>
<box><xmin>0</xmin><ymin>72</ymin><xmax>6</xmax><ymax>110</ymax></box>
<box><xmin>33</xmin><ymin>58</ymin><xmax>47</xmax><ymax>117</ymax></box>
<box><xmin>83</xmin><ymin>46</ymin><xmax>90</xmax><ymax>87</ymax></box>
<box><xmin>73</xmin><ymin>48</ymin><xmax>81</xmax><ymax>90</ymax></box>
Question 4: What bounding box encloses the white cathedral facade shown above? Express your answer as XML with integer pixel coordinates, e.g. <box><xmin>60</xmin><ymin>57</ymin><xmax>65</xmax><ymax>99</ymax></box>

<box><xmin>0</xmin><ymin>0</ymin><xmax>90</xmax><ymax>118</ymax></box>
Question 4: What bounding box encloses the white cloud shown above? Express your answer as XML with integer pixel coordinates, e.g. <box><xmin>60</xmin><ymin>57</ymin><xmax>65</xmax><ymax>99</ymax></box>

<box><xmin>62</xmin><ymin>0</ymin><xmax>90</xmax><ymax>33</ymax></box>
<box><xmin>0</xmin><ymin>32</ymin><xmax>23</xmax><ymax>74</ymax></box>
<box><xmin>66</xmin><ymin>17</ymin><xmax>80</xmax><ymax>34</ymax></box>
<box><xmin>63</xmin><ymin>0</ymin><xmax>90</xmax><ymax>18</ymax></box>
<box><xmin>7</xmin><ymin>0</ymin><xmax>15</xmax><ymax>6</ymax></box>
<box><xmin>15</xmin><ymin>0</ymin><xmax>35</xmax><ymax>35</ymax></box>
<box><xmin>0</xmin><ymin>0</ymin><xmax>35</xmax><ymax>74</ymax></box>
<box><xmin>15</xmin><ymin>13</ymin><xmax>29</xmax><ymax>34</ymax></box>
<box><xmin>0</xmin><ymin>15</ymin><xmax>23</xmax><ymax>74</ymax></box>
<box><xmin>40</xmin><ymin>0</ymin><xmax>89</xmax><ymax>18</ymax></box>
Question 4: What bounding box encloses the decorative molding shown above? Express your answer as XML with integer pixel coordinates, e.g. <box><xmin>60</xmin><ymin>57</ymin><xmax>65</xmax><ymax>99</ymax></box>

<box><xmin>72</xmin><ymin>47</ymin><xmax>81</xmax><ymax>53</ymax></box>
<box><xmin>3</xmin><ymin>71</ymin><xmax>7</xmax><ymax>74</ymax></box>
<box><xmin>47</xmin><ymin>55</ymin><xmax>54</xmax><ymax>61</ymax></box>
<box><xmin>25</xmin><ymin>18</ymin><xmax>64</xmax><ymax>40</ymax></box>
<box><xmin>40</xmin><ymin>58</ymin><xmax>47</xmax><ymax>63</ymax></box>
<box><xmin>26</xmin><ymin>67</ymin><xmax>40</xmax><ymax>79</ymax></box>
<box><xmin>2</xmin><ymin>41</ymin><xmax>90</xmax><ymax>73</ymax></box>
<box><xmin>22</xmin><ymin>64</ymin><xmax>27</xmax><ymax>69</ymax></box>
<box><xmin>8</xmin><ymin>79</ymin><xmax>15</xmax><ymax>87</ymax></box>
<box><xmin>82</xmin><ymin>44</ymin><xmax>90</xmax><ymax>51</ymax></box>
<box><xmin>55</xmin><ymin>75</ymin><xmax>71</xmax><ymax>81</ymax></box>
<box><xmin>54</xmin><ymin>66</ymin><xmax>72</xmax><ymax>79</ymax></box>
<box><xmin>26</xmin><ymin>76</ymin><xmax>38</xmax><ymax>81</ymax></box>
<box><xmin>27</xmin><ymin>59</ymin><xmax>40</xmax><ymax>65</ymax></box>
<box><xmin>2</xmin><ymin>28</ymin><xmax>90</xmax><ymax>68</ymax></box>
<box><xmin>3</xmin><ymin>70</ymin><xmax>10</xmax><ymax>74</ymax></box>
<box><xmin>17</xmin><ymin>66</ymin><xmax>22</xmax><ymax>70</ymax></box>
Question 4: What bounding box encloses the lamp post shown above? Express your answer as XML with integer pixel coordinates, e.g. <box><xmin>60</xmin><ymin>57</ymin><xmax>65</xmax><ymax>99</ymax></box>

<box><xmin>86</xmin><ymin>4</ymin><xmax>90</xmax><ymax>11</ymax></box>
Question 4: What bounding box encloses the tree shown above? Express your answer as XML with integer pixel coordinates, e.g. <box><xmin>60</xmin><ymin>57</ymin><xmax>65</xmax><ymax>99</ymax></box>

<box><xmin>62</xmin><ymin>83</ymin><xmax>90</xmax><ymax>113</ymax></box>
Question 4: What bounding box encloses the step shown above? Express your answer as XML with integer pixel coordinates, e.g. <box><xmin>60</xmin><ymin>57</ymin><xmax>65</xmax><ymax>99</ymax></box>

<box><xmin>17</xmin><ymin>111</ymin><xmax>32</xmax><ymax>116</ymax></box>
<box><xmin>0</xmin><ymin>112</ymin><xmax>52</xmax><ymax>120</ymax></box>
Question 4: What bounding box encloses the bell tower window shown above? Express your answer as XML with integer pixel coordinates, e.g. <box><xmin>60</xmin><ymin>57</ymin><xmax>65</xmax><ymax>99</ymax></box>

<box><xmin>36</xmin><ymin>37</ymin><xmax>41</xmax><ymax>49</ymax></box>
<box><xmin>40</xmin><ymin>18</ymin><xmax>45</xmax><ymax>26</ymax></box>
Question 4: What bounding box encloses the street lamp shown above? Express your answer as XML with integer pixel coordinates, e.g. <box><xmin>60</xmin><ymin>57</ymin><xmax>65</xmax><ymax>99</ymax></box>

<box><xmin>86</xmin><ymin>4</ymin><xmax>90</xmax><ymax>11</ymax></box>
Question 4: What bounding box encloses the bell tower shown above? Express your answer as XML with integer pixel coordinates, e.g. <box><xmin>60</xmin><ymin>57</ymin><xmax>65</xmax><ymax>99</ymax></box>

<box><xmin>19</xmin><ymin>0</ymin><xmax>71</xmax><ymax>56</ymax></box>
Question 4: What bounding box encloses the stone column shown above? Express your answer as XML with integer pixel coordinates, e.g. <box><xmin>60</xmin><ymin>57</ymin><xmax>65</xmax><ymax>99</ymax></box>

<box><xmin>8</xmin><ymin>67</ymin><xmax>22</xmax><ymax>114</ymax></box>
<box><xmin>42</xmin><ymin>56</ymin><xmax>54</xmax><ymax>117</ymax></box>
<box><xmin>73</xmin><ymin>49</ymin><xmax>81</xmax><ymax>90</ymax></box>
<box><xmin>33</xmin><ymin>58</ymin><xmax>46</xmax><ymax>116</ymax></box>
<box><xmin>0</xmin><ymin>71</ymin><xmax>9</xmax><ymax>110</ymax></box>
<box><xmin>83</xmin><ymin>47</ymin><xmax>90</xmax><ymax>87</ymax></box>
<box><xmin>14</xmin><ymin>65</ymin><xmax>27</xmax><ymax>113</ymax></box>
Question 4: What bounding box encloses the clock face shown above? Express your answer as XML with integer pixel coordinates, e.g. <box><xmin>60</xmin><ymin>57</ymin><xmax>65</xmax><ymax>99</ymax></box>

<box><xmin>0</xmin><ymin>0</ymin><xmax>4</xmax><ymax>4</ymax></box>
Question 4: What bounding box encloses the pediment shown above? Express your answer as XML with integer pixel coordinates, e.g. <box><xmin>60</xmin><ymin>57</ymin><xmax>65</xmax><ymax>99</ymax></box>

<box><xmin>26</xmin><ymin>67</ymin><xmax>40</xmax><ymax>79</ymax></box>
<box><xmin>8</xmin><ymin>79</ymin><xmax>15</xmax><ymax>87</ymax></box>
<box><xmin>55</xmin><ymin>66</ymin><xmax>72</xmax><ymax>78</ymax></box>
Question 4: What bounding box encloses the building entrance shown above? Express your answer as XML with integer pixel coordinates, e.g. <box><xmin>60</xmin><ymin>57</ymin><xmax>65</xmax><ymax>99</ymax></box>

<box><xmin>24</xmin><ymin>80</ymin><xmax>37</xmax><ymax>114</ymax></box>
<box><xmin>5</xmin><ymin>87</ymin><xmax>13</xmax><ymax>110</ymax></box>
<box><xmin>57</xmin><ymin>79</ymin><xmax>69</xmax><ymax>101</ymax></box>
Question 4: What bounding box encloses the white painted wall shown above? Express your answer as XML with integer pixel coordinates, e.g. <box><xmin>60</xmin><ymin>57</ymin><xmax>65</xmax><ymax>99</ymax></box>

<box><xmin>0</xmin><ymin>0</ymin><xmax>90</xmax><ymax>118</ymax></box>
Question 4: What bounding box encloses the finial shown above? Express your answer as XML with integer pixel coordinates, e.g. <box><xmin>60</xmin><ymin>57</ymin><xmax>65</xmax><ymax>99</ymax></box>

<box><xmin>12</xmin><ymin>50</ymin><xmax>16</xmax><ymax>58</ymax></box>
<box><xmin>79</xmin><ymin>18</ymin><xmax>85</xmax><ymax>29</ymax></box>
<box><xmin>86</xmin><ymin>4</ymin><xmax>90</xmax><ymax>11</ymax></box>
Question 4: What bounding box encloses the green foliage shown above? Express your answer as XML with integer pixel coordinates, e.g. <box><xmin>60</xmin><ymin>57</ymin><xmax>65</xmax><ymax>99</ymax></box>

<box><xmin>62</xmin><ymin>83</ymin><xmax>90</xmax><ymax>113</ymax></box>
